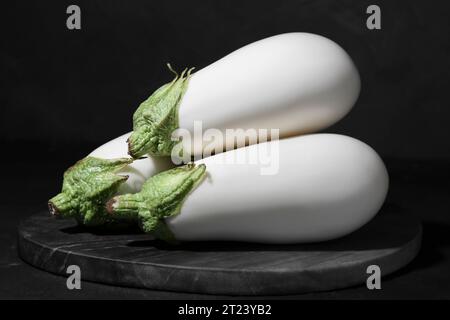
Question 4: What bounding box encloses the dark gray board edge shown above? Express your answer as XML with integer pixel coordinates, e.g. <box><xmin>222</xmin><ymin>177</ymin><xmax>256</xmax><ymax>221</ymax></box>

<box><xmin>17</xmin><ymin>213</ymin><xmax>422</xmax><ymax>296</ymax></box>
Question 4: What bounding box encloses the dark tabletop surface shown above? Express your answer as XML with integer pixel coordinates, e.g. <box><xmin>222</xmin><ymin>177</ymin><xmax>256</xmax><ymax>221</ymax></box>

<box><xmin>1</xmin><ymin>144</ymin><xmax>449</xmax><ymax>299</ymax></box>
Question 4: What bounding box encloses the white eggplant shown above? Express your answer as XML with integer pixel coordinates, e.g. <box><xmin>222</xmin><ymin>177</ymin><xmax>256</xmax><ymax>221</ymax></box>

<box><xmin>128</xmin><ymin>32</ymin><xmax>361</xmax><ymax>158</ymax></box>
<box><xmin>109</xmin><ymin>134</ymin><xmax>389</xmax><ymax>243</ymax></box>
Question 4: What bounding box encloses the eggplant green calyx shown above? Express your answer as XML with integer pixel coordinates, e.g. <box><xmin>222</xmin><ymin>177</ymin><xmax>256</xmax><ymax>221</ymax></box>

<box><xmin>106</xmin><ymin>163</ymin><xmax>206</xmax><ymax>242</ymax></box>
<box><xmin>128</xmin><ymin>64</ymin><xmax>194</xmax><ymax>159</ymax></box>
<box><xmin>48</xmin><ymin>156</ymin><xmax>133</xmax><ymax>227</ymax></box>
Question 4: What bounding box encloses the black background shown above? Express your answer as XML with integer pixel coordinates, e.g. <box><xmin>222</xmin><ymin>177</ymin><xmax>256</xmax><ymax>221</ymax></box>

<box><xmin>1</xmin><ymin>0</ymin><xmax>450</xmax><ymax>299</ymax></box>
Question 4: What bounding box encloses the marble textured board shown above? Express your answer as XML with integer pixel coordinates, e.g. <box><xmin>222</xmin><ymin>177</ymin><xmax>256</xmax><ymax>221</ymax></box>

<box><xmin>18</xmin><ymin>209</ymin><xmax>421</xmax><ymax>295</ymax></box>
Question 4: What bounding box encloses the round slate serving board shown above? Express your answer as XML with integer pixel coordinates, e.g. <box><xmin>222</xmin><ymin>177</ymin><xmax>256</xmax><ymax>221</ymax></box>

<box><xmin>18</xmin><ymin>208</ymin><xmax>421</xmax><ymax>295</ymax></box>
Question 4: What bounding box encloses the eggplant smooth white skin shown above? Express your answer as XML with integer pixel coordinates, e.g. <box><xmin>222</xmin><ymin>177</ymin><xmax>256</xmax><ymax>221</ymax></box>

<box><xmin>109</xmin><ymin>134</ymin><xmax>389</xmax><ymax>244</ymax></box>
<box><xmin>128</xmin><ymin>32</ymin><xmax>361</xmax><ymax>158</ymax></box>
